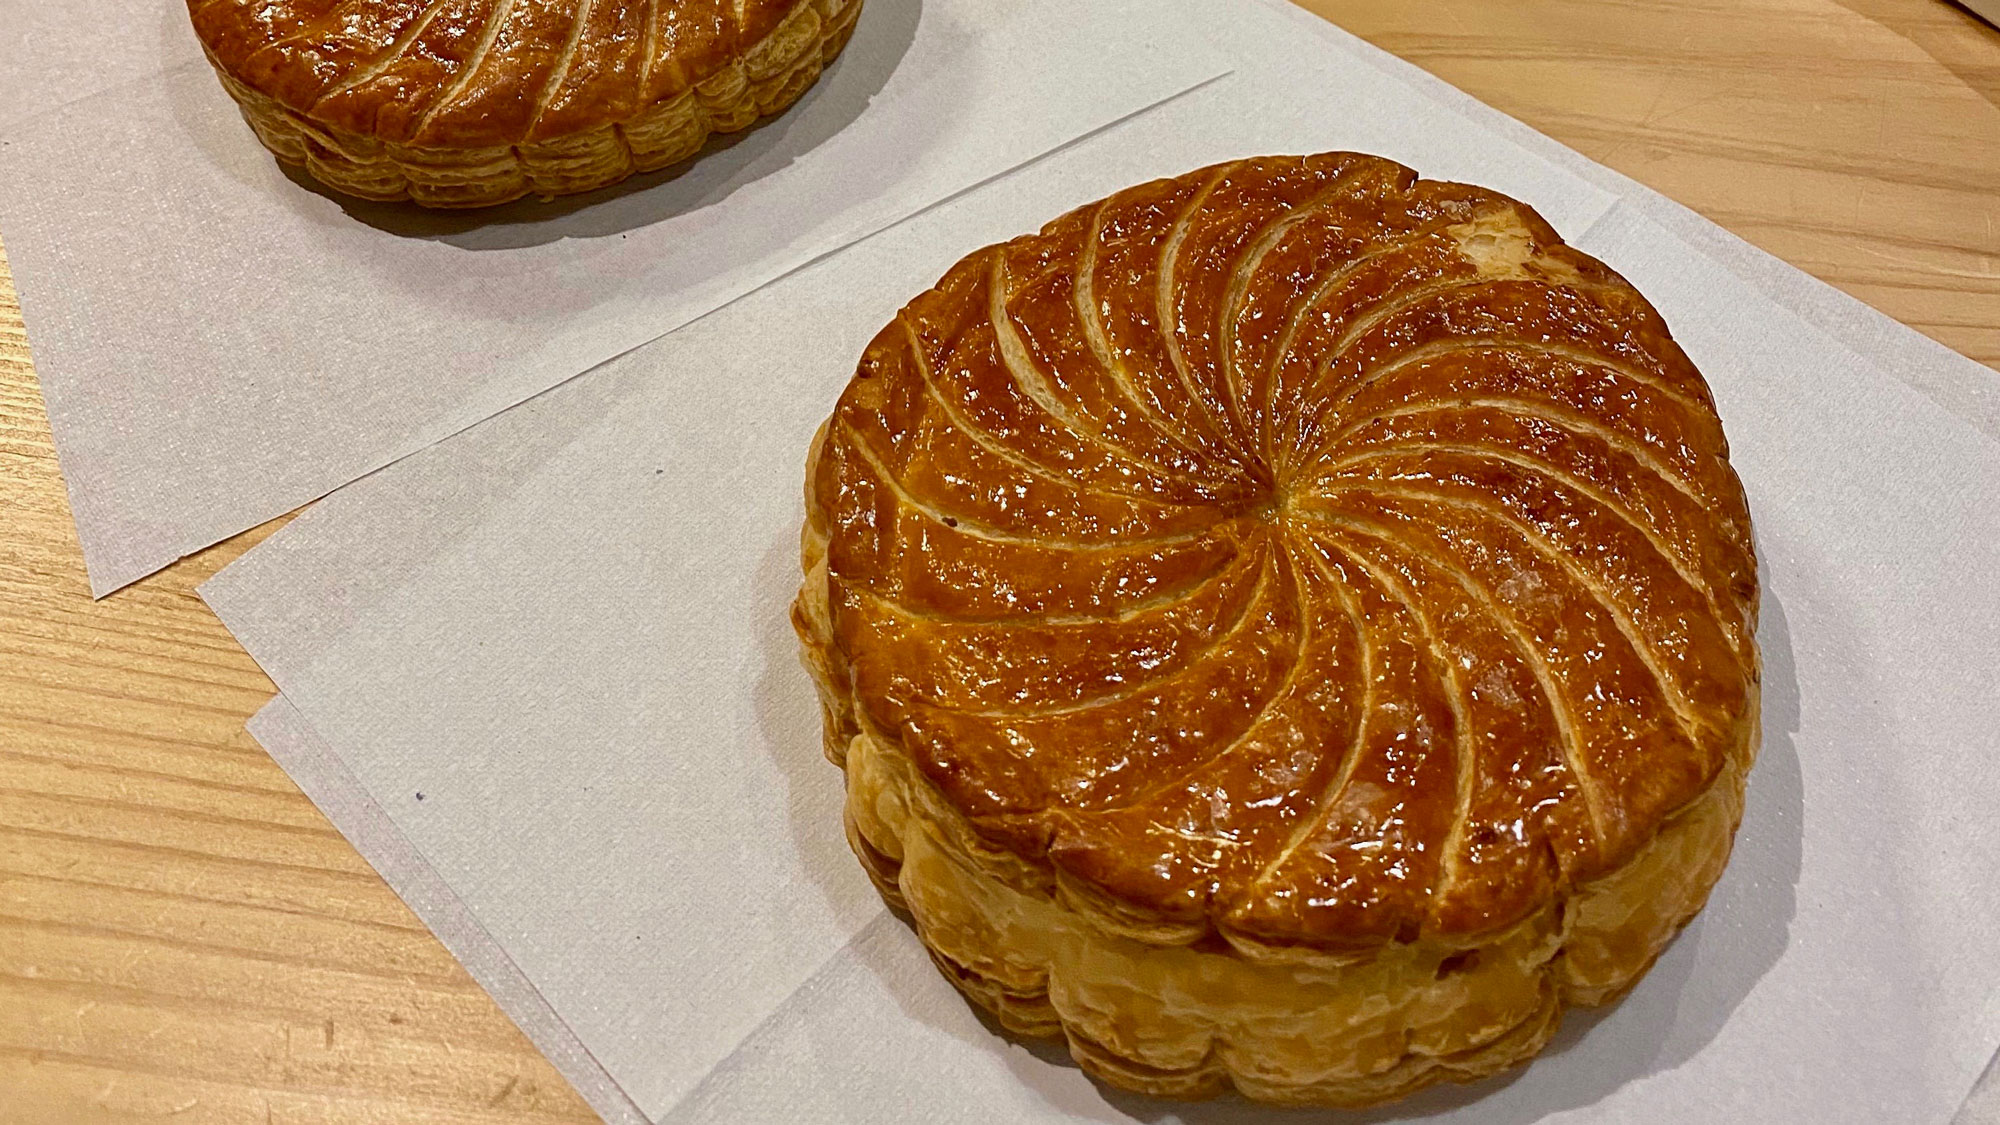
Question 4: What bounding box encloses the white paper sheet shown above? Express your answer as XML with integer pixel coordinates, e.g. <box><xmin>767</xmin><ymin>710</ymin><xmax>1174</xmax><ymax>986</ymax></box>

<box><xmin>0</xmin><ymin>0</ymin><xmax>196</xmax><ymax>130</ymax></box>
<box><xmin>0</xmin><ymin>0</ymin><xmax>1228</xmax><ymax>596</ymax></box>
<box><xmin>1963</xmin><ymin>1051</ymin><xmax>2000</xmax><ymax>1125</ymax></box>
<box><xmin>247</xmin><ymin>696</ymin><xmax>648</xmax><ymax>1125</ymax></box>
<box><xmin>203</xmin><ymin>0</ymin><xmax>2000</xmax><ymax>1120</ymax></box>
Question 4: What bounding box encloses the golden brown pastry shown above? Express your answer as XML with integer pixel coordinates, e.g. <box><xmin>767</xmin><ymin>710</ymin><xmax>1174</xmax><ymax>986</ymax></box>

<box><xmin>188</xmin><ymin>0</ymin><xmax>863</xmax><ymax>207</ymax></box>
<box><xmin>794</xmin><ymin>153</ymin><xmax>1761</xmax><ymax>1107</ymax></box>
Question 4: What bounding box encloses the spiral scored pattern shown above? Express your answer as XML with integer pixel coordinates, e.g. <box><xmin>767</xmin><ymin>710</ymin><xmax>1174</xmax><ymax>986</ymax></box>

<box><xmin>797</xmin><ymin>154</ymin><xmax>1761</xmax><ymax>1105</ymax></box>
<box><xmin>190</xmin><ymin>0</ymin><xmax>861</xmax><ymax>207</ymax></box>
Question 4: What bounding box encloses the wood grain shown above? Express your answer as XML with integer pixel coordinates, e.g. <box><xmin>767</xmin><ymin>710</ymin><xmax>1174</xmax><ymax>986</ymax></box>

<box><xmin>1</xmin><ymin>1</ymin><xmax>1995</xmax><ymax>1121</ymax></box>
<box><xmin>0</xmin><ymin>278</ymin><xmax>598</xmax><ymax>1121</ymax></box>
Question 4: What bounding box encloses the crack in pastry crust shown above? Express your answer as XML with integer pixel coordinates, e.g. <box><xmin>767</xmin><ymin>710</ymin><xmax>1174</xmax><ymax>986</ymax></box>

<box><xmin>795</xmin><ymin>153</ymin><xmax>1761</xmax><ymax>1106</ymax></box>
<box><xmin>190</xmin><ymin>0</ymin><xmax>862</xmax><ymax>207</ymax></box>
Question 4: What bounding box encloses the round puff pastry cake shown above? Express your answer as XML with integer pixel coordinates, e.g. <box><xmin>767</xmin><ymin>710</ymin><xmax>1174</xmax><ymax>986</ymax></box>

<box><xmin>188</xmin><ymin>0</ymin><xmax>862</xmax><ymax>207</ymax></box>
<box><xmin>793</xmin><ymin>153</ymin><xmax>1761</xmax><ymax>1108</ymax></box>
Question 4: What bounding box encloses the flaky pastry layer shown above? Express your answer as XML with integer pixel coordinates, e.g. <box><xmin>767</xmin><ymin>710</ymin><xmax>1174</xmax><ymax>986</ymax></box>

<box><xmin>199</xmin><ymin>0</ymin><xmax>859</xmax><ymax>208</ymax></box>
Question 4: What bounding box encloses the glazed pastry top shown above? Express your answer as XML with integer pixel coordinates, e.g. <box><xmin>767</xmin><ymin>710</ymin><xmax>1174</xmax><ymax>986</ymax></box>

<box><xmin>189</xmin><ymin>0</ymin><xmax>814</xmax><ymax>146</ymax></box>
<box><xmin>811</xmin><ymin>153</ymin><xmax>1759</xmax><ymax>951</ymax></box>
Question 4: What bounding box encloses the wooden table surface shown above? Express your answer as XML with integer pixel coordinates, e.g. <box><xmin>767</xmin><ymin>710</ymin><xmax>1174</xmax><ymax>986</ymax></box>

<box><xmin>3</xmin><ymin>1</ymin><xmax>1995</xmax><ymax>1121</ymax></box>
